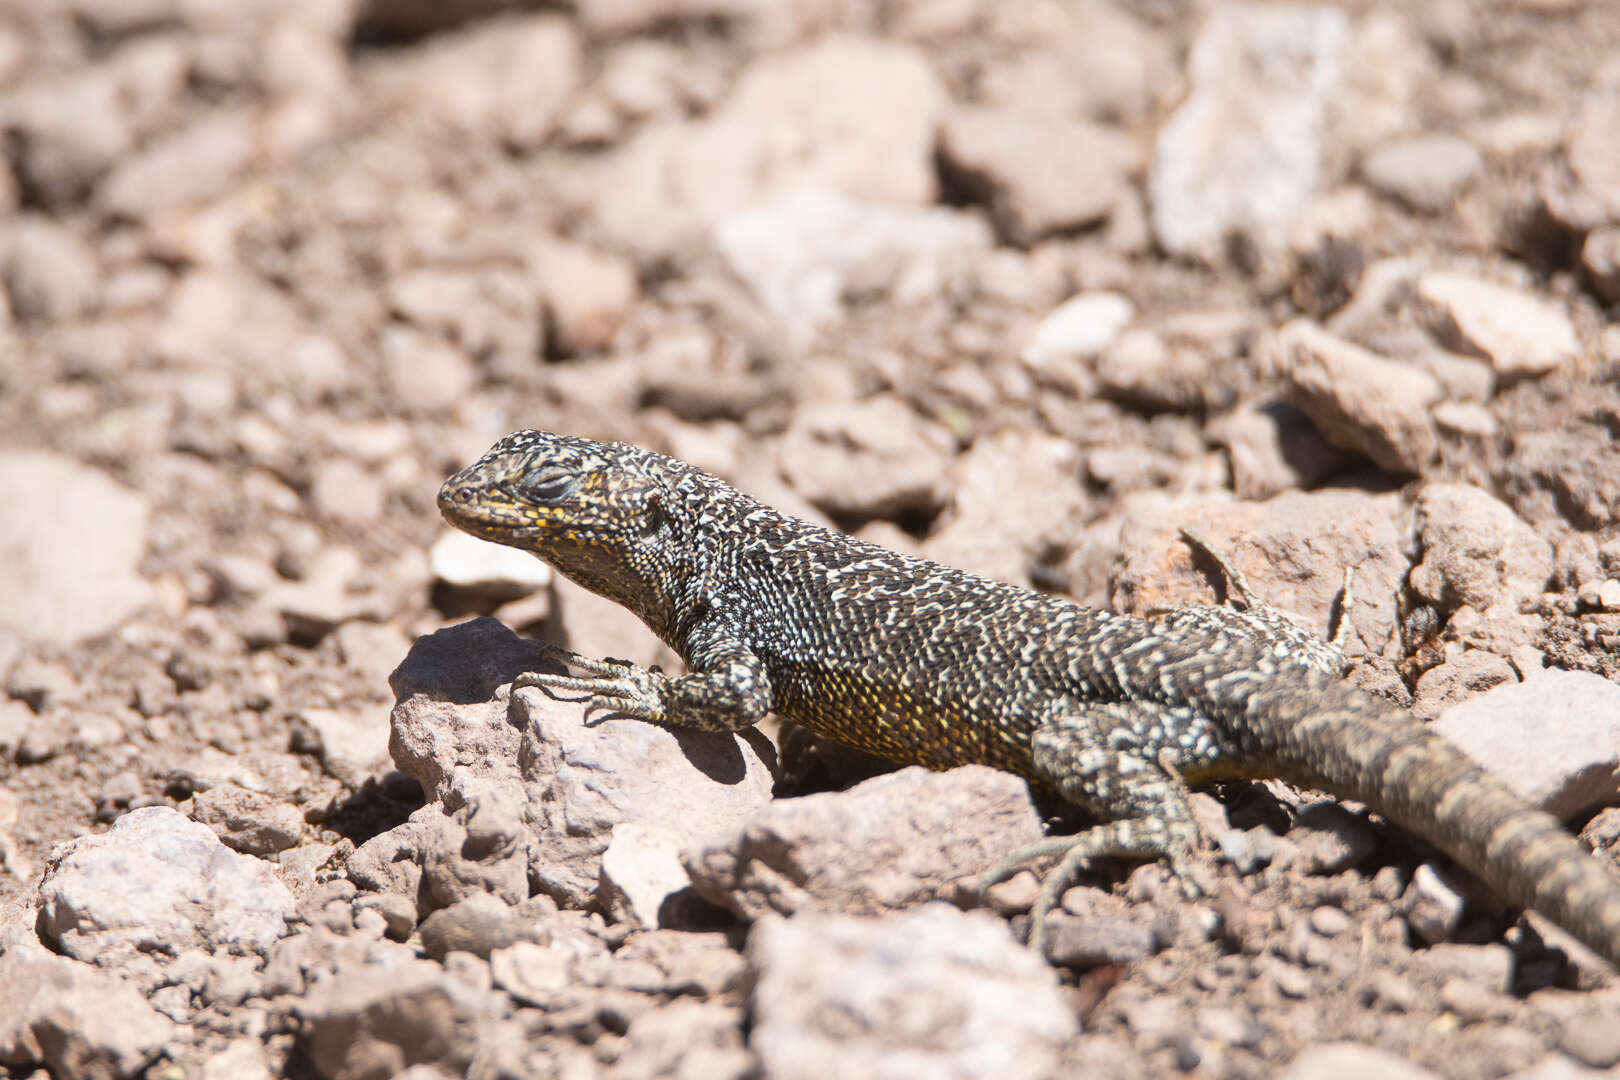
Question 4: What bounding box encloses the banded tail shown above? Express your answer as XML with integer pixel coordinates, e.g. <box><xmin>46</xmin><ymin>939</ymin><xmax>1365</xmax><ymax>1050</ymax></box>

<box><xmin>1247</xmin><ymin>674</ymin><xmax>1620</xmax><ymax>967</ymax></box>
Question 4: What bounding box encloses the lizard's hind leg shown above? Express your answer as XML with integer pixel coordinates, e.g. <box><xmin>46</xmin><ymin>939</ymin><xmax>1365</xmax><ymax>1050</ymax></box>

<box><xmin>978</xmin><ymin>702</ymin><xmax>1221</xmax><ymax>954</ymax></box>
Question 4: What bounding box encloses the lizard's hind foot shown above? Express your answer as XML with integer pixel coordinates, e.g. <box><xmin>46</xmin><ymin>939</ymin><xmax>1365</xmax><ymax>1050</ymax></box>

<box><xmin>975</xmin><ymin>818</ymin><xmax>1204</xmax><ymax>956</ymax></box>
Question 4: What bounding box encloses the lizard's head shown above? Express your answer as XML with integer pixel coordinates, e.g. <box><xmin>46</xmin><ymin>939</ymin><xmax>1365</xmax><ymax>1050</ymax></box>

<box><xmin>437</xmin><ymin>429</ymin><xmax>686</xmax><ymax>616</ymax></box>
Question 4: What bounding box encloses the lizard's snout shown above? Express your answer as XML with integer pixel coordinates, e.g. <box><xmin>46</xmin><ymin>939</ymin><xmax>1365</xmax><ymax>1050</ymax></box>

<box><xmin>436</xmin><ymin>472</ymin><xmax>481</xmax><ymax>521</ymax></box>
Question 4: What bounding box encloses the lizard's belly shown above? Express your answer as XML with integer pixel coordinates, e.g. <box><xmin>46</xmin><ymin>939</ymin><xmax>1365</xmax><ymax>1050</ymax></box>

<box><xmin>766</xmin><ymin>658</ymin><xmax>1041</xmax><ymax>779</ymax></box>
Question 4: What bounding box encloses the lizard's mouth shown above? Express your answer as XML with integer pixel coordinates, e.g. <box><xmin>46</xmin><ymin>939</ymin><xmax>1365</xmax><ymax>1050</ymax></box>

<box><xmin>437</xmin><ymin>476</ymin><xmax>608</xmax><ymax>549</ymax></box>
<box><xmin>437</xmin><ymin>476</ymin><xmax>529</xmax><ymax>533</ymax></box>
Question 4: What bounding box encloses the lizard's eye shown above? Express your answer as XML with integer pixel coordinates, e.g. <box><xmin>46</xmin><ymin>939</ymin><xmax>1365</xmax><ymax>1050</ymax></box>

<box><xmin>523</xmin><ymin>468</ymin><xmax>578</xmax><ymax>504</ymax></box>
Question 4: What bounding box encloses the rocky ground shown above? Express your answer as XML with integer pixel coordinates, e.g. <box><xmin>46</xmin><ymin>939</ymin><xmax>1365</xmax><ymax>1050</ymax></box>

<box><xmin>2</xmin><ymin>0</ymin><xmax>1620</xmax><ymax>1077</ymax></box>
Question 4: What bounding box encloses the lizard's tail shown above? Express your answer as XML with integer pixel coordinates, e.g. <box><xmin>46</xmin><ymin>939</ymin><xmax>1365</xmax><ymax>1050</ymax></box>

<box><xmin>1244</xmin><ymin>674</ymin><xmax>1620</xmax><ymax>968</ymax></box>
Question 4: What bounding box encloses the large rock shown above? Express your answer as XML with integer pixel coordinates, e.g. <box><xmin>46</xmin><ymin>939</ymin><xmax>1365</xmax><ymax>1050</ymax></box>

<box><xmin>38</xmin><ymin>807</ymin><xmax>296</xmax><ymax>964</ymax></box>
<box><xmin>0</xmin><ymin>453</ymin><xmax>153</xmax><ymax>645</ymax></box>
<box><xmin>385</xmin><ymin>618</ymin><xmax>775</xmax><ymax>909</ymax></box>
<box><xmin>686</xmin><ymin>766</ymin><xmax>1040</xmax><ymax>922</ymax></box>
<box><xmin>748</xmin><ymin>904</ymin><xmax>1077</xmax><ymax>1080</ymax></box>
<box><xmin>0</xmin><ymin>952</ymin><xmax>176</xmax><ymax>1080</ymax></box>
<box><xmin>1149</xmin><ymin>4</ymin><xmax>1349</xmax><ymax>264</ymax></box>
<box><xmin>1111</xmin><ymin>487</ymin><xmax>1409</xmax><ymax>656</ymax></box>
<box><xmin>517</xmin><ymin>677</ymin><xmax>777</xmax><ymax>907</ymax></box>
<box><xmin>672</xmin><ymin>36</ymin><xmax>943</xmax><ymax>222</ymax></box>
<box><xmin>387</xmin><ymin>616</ymin><xmax>541</xmax><ymax>811</ymax></box>
<box><xmin>1434</xmin><ymin>670</ymin><xmax>1620</xmax><ymax>821</ymax></box>
<box><xmin>713</xmin><ymin>188</ymin><xmax>990</xmax><ymax>342</ymax></box>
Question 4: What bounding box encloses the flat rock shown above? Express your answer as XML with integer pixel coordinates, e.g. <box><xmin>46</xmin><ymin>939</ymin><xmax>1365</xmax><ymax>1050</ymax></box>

<box><xmin>0</xmin><ymin>452</ymin><xmax>153</xmax><ymax>645</ymax></box>
<box><xmin>1417</xmin><ymin>271</ymin><xmax>1578</xmax><ymax>380</ymax></box>
<box><xmin>685</xmin><ymin>765</ymin><xmax>1040</xmax><ymax>922</ymax></box>
<box><xmin>747</xmin><ymin>903</ymin><xmax>1076</xmax><ymax>1080</ymax></box>
<box><xmin>1273</xmin><ymin>318</ymin><xmax>1442</xmax><ymax>474</ymax></box>
<box><xmin>1149</xmin><ymin>5</ymin><xmax>1348</xmax><ymax>263</ymax></box>
<box><xmin>38</xmin><ymin>806</ymin><xmax>296</xmax><ymax>964</ymax></box>
<box><xmin>1433</xmin><ymin>669</ymin><xmax>1620</xmax><ymax>821</ymax></box>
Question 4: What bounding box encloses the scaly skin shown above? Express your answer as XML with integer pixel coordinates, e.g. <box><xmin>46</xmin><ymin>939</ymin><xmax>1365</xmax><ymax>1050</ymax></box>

<box><xmin>438</xmin><ymin>429</ymin><xmax>1620</xmax><ymax>964</ymax></box>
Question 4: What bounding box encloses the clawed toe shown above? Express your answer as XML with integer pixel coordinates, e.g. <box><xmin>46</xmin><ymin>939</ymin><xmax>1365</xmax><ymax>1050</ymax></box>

<box><xmin>974</xmin><ymin>820</ymin><xmax>1206</xmax><ymax>958</ymax></box>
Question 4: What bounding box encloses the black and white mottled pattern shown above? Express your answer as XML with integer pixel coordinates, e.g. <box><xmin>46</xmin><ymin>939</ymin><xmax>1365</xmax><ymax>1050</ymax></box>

<box><xmin>440</xmin><ymin>429</ymin><xmax>1620</xmax><ymax>964</ymax></box>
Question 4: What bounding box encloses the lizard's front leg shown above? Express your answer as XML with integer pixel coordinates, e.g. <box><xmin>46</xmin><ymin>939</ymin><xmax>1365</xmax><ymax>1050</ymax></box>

<box><xmin>981</xmin><ymin>703</ymin><xmax>1213</xmax><ymax>952</ymax></box>
<box><xmin>514</xmin><ymin>624</ymin><xmax>772</xmax><ymax>734</ymax></box>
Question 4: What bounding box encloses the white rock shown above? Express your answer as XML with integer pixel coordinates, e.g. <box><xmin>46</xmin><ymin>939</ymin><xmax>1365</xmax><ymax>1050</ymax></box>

<box><xmin>1434</xmin><ymin>670</ymin><xmax>1620</xmax><ymax>820</ymax></box>
<box><xmin>1417</xmin><ymin>271</ymin><xmax>1578</xmax><ymax>379</ymax></box>
<box><xmin>0</xmin><ymin>452</ymin><xmax>153</xmax><ymax>645</ymax></box>
<box><xmin>430</xmin><ymin>528</ymin><xmax>553</xmax><ymax>593</ymax></box>
<box><xmin>1277</xmin><ymin>1043</ymin><xmax>1442</xmax><ymax>1080</ymax></box>
<box><xmin>748</xmin><ymin>904</ymin><xmax>1076</xmax><ymax>1080</ymax></box>
<box><xmin>714</xmin><ymin>188</ymin><xmax>990</xmax><ymax>342</ymax></box>
<box><xmin>1024</xmin><ymin>292</ymin><xmax>1135</xmax><ymax>365</ymax></box>
<box><xmin>598</xmin><ymin>822</ymin><xmax>693</xmax><ymax>931</ymax></box>
<box><xmin>38</xmin><ymin>807</ymin><xmax>296</xmax><ymax>963</ymax></box>
<box><xmin>1149</xmin><ymin>5</ymin><xmax>1349</xmax><ymax>263</ymax></box>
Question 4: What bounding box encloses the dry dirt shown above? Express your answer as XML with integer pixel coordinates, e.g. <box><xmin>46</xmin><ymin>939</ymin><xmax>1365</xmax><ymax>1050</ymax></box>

<box><xmin>3</xmin><ymin>1</ymin><xmax>1620</xmax><ymax>1078</ymax></box>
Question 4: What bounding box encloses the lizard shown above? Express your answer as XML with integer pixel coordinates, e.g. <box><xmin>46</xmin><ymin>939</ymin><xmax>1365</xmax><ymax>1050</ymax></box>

<box><xmin>437</xmin><ymin>428</ymin><xmax>1620</xmax><ymax>966</ymax></box>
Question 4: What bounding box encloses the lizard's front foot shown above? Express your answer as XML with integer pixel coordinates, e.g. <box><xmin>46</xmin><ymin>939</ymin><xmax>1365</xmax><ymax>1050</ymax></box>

<box><xmin>513</xmin><ymin>645</ymin><xmax>667</xmax><ymax>724</ymax></box>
